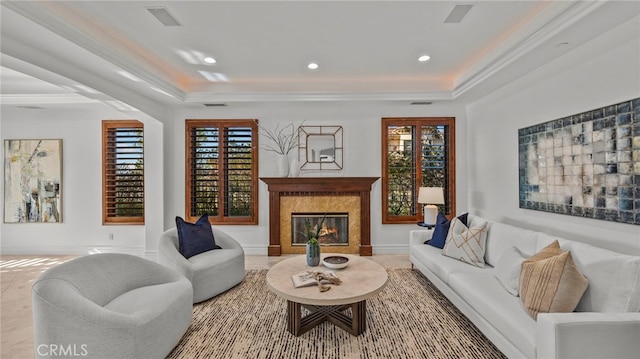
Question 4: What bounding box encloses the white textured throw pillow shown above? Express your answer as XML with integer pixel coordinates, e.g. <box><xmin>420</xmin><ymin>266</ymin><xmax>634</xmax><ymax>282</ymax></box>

<box><xmin>442</xmin><ymin>217</ymin><xmax>488</xmax><ymax>267</ymax></box>
<box><xmin>495</xmin><ymin>247</ymin><xmax>528</xmax><ymax>296</ymax></box>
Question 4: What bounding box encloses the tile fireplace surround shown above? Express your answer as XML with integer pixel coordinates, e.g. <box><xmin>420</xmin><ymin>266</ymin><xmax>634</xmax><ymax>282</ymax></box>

<box><xmin>260</xmin><ymin>177</ymin><xmax>379</xmax><ymax>256</ymax></box>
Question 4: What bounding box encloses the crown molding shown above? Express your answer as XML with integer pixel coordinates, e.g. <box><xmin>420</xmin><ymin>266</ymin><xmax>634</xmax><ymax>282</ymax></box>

<box><xmin>452</xmin><ymin>0</ymin><xmax>606</xmax><ymax>99</ymax></box>
<box><xmin>184</xmin><ymin>91</ymin><xmax>453</xmax><ymax>103</ymax></box>
<box><xmin>0</xmin><ymin>93</ymin><xmax>100</xmax><ymax>105</ymax></box>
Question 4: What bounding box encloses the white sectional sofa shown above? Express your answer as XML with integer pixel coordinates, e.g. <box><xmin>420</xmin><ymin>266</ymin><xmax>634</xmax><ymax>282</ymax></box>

<box><xmin>409</xmin><ymin>214</ymin><xmax>640</xmax><ymax>359</ymax></box>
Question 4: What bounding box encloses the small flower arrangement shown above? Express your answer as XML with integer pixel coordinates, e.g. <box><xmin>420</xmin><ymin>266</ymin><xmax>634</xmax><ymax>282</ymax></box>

<box><xmin>305</xmin><ymin>215</ymin><xmax>326</xmax><ymax>245</ymax></box>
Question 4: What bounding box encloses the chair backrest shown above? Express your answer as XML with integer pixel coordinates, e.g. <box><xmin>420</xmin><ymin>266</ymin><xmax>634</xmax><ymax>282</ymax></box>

<box><xmin>159</xmin><ymin>228</ymin><xmax>180</xmax><ymax>250</ymax></box>
<box><xmin>32</xmin><ymin>253</ymin><xmax>182</xmax><ymax>306</ymax></box>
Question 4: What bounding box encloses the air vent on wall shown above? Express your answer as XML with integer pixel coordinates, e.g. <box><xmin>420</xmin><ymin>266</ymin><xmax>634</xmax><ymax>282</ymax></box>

<box><xmin>204</xmin><ymin>103</ymin><xmax>228</xmax><ymax>107</ymax></box>
<box><xmin>444</xmin><ymin>4</ymin><xmax>473</xmax><ymax>23</ymax></box>
<box><xmin>410</xmin><ymin>101</ymin><xmax>433</xmax><ymax>105</ymax></box>
<box><xmin>146</xmin><ymin>7</ymin><xmax>182</xmax><ymax>27</ymax></box>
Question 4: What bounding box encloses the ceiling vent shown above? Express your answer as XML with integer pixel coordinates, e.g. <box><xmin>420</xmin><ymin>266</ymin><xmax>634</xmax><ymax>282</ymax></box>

<box><xmin>444</xmin><ymin>4</ymin><xmax>473</xmax><ymax>23</ymax></box>
<box><xmin>146</xmin><ymin>7</ymin><xmax>182</xmax><ymax>27</ymax></box>
<box><xmin>410</xmin><ymin>101</ymin><xmax>433</xmax><ymax>105</ymax></box>
<box><xmin>16</xmin><ymin>105</ymin><xmax>44</xmax><ymax>110</ymax></box>
<box><xmin>204</xmin><ymin>103</ymin><xmax>228</xmax><ymax>107</ymax></box>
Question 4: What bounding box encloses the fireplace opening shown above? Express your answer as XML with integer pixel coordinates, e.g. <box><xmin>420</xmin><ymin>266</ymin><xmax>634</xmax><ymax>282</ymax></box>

<box><xmin>291</xmin><ymin>212</ymin><xmax>349</xmax><ymax>246</ymax></box>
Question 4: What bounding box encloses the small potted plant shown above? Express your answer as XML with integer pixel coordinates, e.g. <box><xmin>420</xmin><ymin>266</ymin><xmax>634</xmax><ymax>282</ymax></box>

<box><xmin>304</xmin><ymin>215</ymin><xmax>326</xmax><ymax>266</ymax></box>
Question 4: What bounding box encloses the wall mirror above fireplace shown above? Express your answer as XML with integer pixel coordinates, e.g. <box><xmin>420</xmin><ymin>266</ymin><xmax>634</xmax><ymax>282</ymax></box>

<box><xmin>298</xmin><ymin>125</ymin><xmax>343</xmax><ymax>170</ymax></box>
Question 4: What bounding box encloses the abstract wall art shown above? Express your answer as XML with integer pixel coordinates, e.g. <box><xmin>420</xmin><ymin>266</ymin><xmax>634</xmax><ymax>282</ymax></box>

<box><xmin>518</xmin><ymin>98</ymin><xmax>639</xmax><ymax>225</ymax></box>
<box><xmin>4</xmin><ymin>139</ymin><xmax>62</xmax><ymax>223</ymax></box>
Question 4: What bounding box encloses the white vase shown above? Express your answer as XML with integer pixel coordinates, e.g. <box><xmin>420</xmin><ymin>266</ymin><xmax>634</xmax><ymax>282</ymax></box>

<box><xmin>275</xmin><ymin>154</ymin><xmax>289</xmax><ymax>177</ymax></box>
<box><xmin>289</xmin><ymin>158</ymin><xmax>300</xmax><ymax>177</ymax></box>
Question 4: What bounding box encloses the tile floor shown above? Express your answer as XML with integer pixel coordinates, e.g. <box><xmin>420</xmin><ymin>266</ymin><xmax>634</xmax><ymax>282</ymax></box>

<box><xmin>0</xmin><ymin>254</ymin><xmax>410</xmax><ymax>359</ymax></box>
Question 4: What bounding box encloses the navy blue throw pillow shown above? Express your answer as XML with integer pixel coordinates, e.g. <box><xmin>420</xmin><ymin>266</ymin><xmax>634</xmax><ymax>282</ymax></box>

<box><xmin>175</xmin><ymin>215</ymin><xmax>222</xmax><ymax>259</ymax></box>
<box><xmin>426</xmin><ymin>212</ymin><xmax>468</xmax><ymax>249</ymax></box>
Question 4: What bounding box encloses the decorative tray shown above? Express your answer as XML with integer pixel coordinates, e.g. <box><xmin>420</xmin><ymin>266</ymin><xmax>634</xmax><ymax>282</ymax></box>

<box><xmin>322</xmin><ymin>255</ymin><xmax>349</xmax><ymax>269</ymax></box>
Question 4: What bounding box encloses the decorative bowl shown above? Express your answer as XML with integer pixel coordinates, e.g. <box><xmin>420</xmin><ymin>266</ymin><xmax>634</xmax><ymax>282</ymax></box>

<box><xmin>322</xmin><ymin>255</ymin><xmax>349</xmax><ymax>269</ymax></box>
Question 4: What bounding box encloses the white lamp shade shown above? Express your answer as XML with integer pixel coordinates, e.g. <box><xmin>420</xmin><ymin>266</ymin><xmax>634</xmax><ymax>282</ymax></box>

<box><xmin>418</xmin><ymin>187</ymin><xmax>444</xmax><ymax>205</ymax></box>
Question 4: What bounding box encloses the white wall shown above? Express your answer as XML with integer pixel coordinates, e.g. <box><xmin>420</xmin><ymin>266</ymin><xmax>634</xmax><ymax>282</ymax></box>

<box><xmin>0</xmin><ymin>106</ymin><xmax>155</xmax><ymax>255</ymax></box>
<box><xmin>162</xmin><ymin>101</ymin><xmax>468</xmax><ymax>255</ymax></box>
<box><xmin>0</xmin><ymin>100</ymin><xmax>467</xmax><ymax>256</ymax></box>
<box><xmin>467</xmin><ymin>16</ymin><xmax>640</xmax><ymax>255</ymax></box>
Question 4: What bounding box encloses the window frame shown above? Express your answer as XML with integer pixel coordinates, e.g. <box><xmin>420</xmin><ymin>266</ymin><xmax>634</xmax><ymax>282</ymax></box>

<box><xmin>381</xmin><ymin>117</ymin><xmax>456</xmax><ymax>224</ymax></box>
<box><xmin>185</xmin><ymin>119</ymin><xmax>259</xmax><ymax>225</ymax></box>
<box><xmin>102</xmin><ymin>119</ymin><xmax>145</xmax><ymax>225</ymax></box>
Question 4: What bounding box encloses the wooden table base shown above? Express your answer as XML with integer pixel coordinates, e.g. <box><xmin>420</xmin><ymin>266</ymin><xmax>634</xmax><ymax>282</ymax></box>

<box><xmin>287</xmin><ymin>300</ymin><xmax>367</xmax><ymax>336</ymax></box>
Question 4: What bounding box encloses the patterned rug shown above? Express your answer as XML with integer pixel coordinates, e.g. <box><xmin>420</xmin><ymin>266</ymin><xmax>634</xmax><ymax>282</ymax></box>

<box><xmin>168</xmin><ymin>269</ymin><xmax>506</xmax><ymax>359</ymax></box>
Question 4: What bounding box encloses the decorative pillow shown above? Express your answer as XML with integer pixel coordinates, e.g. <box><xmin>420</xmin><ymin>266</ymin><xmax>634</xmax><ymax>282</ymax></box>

<box><xmin>519</xmin><ymin>240</ymin><xmax>589</xmax><ymax>319</ymax></box>
<box><xmin>427</xmin><ymin>212</ymin><xmax>468</xmax><ymax>249</ymax></box>
<box><xmin>495</xmin><ymin>247</ymin><xmax>528</xmax><ymax>296</ymax></box>
<box><xmin>441</xmin><ymin>217</ymin><xmax>488</xmax><ymax>267</ymax></box>
<box><xmin>175</xmin><ymin>215</ymin><xmax>222</xmax><ymax>259</ymax></box>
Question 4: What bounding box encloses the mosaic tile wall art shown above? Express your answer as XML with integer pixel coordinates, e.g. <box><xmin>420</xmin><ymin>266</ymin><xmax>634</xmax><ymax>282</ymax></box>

<box><xmin>518</xmin><ymin>98</ymin><xmax>639</xmax><ymax>225</ymax></box>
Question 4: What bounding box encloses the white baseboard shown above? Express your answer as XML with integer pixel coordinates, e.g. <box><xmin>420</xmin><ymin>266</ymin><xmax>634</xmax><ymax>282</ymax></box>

<box><xmin>0</xmin><ymin>246</ymin><xmax>146</xmax><ymax>256</ymax></box>
<box><xmin>371</xmin><ymin>244</ymin><xmax>410</xmax><ymax>255</ymax></box>
<box><xmin>242</xmin><ymin>246</ymin><xmax>268</xmax><ymax>255</ymax></box>
<box><xmin>144</xmin><ymin>250</ymin><xmax>158</xmax><ymax>262</ymax></box>
<box><xmin>1</xmin><ymin>245</ymin><xmax>403</xmax><ymax>257</ymax></box>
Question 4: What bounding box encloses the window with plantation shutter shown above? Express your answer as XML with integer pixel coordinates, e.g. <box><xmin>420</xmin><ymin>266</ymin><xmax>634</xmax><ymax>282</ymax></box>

<box><xmin>381</xmin><ymin>117</ymin><xmax>456</xmax><ymax>224</ymax></box>
<box><xmin>185</xmin><ymin>119</ymin><xmax>258</xmax><ymax>224</ymax></box>
<box><xmin>102</xmin><ymin>120</ymin><xmax>144</xmax><ymax>224</ymax></box>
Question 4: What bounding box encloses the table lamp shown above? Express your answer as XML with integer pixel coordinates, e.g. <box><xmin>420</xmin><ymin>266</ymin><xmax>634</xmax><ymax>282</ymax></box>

<box><xmin>418</xmin><ymin>187</ymin><xmax>444</xmax><ymax>225</ymax></box>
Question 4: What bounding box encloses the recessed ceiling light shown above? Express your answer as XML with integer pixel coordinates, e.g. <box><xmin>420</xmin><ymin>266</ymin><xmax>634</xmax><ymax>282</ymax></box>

<box><xmin>418</xmin><ymin>55</ymin><xmax>431</xmax><ymax>62</ymax></box>
<box><xmin>308</xmin><ymin>63</ymin><xmax>319</xmax><ymax>70</ymax></box>
<box><xmin>204</xmin><ymin>57</ymin><xmax>216</xmax><ymax>64</ymax></box>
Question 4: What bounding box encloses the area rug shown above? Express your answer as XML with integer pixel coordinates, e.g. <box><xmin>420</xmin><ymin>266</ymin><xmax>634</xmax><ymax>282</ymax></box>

<box><xmin>168</xmin><ymin>269</ymin><xmax>506</xmax><ymax>359</ymax></box>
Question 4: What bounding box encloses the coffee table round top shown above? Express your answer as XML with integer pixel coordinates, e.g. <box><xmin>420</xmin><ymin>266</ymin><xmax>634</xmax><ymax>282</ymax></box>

<box><xmin>266</xmin><ymin>254</ymin><xmax>388</xmax><ymax>306</ymax></box>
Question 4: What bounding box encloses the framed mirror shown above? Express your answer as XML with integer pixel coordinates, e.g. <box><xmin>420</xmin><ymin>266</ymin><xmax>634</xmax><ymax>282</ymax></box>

<box><xmin>298</xmin><ymin>126</ymin><xmax>343</xmax><ymax>170</ymax></box>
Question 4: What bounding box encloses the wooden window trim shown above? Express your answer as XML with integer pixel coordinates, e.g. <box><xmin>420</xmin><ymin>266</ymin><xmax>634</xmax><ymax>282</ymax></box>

<box><xmin>102</xmin><ymin>120</ymin><xmax>144</xmax><ymax>225</ymax></box>
<box><xmin>185</xmin><ymin>119</ymin><xmax>259</xmax><ymax>225</ymax></box>
<box><xmin>381</xmin><ymin>117</ymin><xmax>456</xmax><ymax>224</ymax></box>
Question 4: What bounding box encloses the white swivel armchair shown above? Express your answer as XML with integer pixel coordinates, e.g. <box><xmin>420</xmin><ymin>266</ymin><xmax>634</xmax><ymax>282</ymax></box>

<box><xmin>32</xmin><ymin>253</ymin><xmax>193</xmax><ymax>359</ymax></box>
<box><xmin>158</xmin><ymin>227</ymin><xmax>245</xmax><ymax>303</ymax></box>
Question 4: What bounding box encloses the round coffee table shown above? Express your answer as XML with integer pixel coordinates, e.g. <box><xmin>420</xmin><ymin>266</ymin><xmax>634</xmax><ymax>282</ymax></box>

<box><xmin>266</xmin><ymin>254</ymin><xmax>387</xmax><ymax>336</ymax></box>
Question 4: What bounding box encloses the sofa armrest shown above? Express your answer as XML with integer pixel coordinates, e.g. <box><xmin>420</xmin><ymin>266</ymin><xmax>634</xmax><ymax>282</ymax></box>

<box><xmin>409</xmin><ymin>229</ymin><xmax>434</xmax><ymax>246</ymax></box>
<box><xmin>536</xmin><ymin>312</ymin><xmax>640</xmax><ymax>359</ymax></box>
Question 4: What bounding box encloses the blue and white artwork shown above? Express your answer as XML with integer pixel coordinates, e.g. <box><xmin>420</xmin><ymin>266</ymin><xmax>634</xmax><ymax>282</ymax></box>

<box><xmin>4</xmin><ymin>139</ymin><xmax>62</xmax><ymax>223</ymax></box>
<box><xmin>518</xmin><ymin>98</ymin><xmax>639</xmax><ymax>225</ymax></box>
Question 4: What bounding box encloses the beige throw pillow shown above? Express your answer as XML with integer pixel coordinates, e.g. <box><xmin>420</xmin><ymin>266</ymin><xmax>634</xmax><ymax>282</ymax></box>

<box><xmin>441</xmin><ymin>217</ymin><xmax>488</xmax><ymax>268</ymax></box>
<box><xmin>519</xmin><ymin>240</ymin><xmax>589</xmax><ymax>319</ymax></box>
